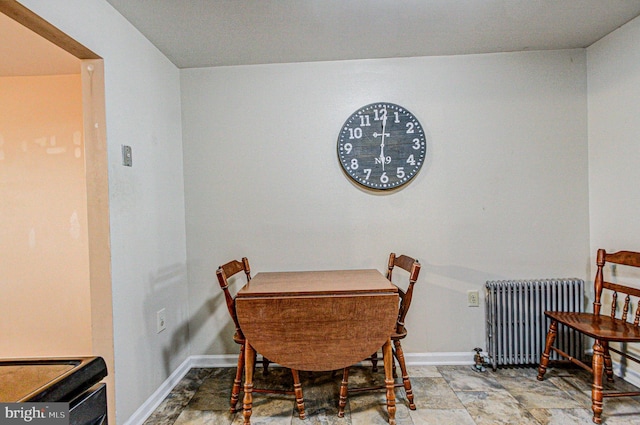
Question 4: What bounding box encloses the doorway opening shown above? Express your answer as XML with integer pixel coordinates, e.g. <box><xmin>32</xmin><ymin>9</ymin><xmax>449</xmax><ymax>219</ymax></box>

<box><xmin>0</xmin><ymin>1</ymin><xmax>113</xmax><ymax>419</ymax></box>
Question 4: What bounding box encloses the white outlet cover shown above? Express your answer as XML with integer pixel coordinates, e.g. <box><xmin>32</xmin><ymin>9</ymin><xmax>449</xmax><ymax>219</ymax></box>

<box><xmin>467</xmin><ymin>290</ymin><xmax>480</xmax><ymax>307</ymax></box>
<box><xmin>156</xmin><ymin>308</ymin><xmax>166</xmax><ymax>333</ymax></box>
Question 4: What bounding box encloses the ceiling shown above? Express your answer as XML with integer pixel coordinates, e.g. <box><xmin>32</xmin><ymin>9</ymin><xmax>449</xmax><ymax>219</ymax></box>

<box><xmin>105</xmin><ymin>0</ymin><xmax>640</xmax><ymax>69</ymax></box>
<box><xmin>3</xmin><ymin>1</ymin><xmax>640</xmax><ymax>76</ymax></box>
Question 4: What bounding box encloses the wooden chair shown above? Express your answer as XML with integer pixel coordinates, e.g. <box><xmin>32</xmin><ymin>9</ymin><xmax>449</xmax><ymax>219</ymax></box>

<box><xmin>537</xmin><ymin>249</ymin><xmax>640</xmax><ymax>424</ymax></box>
<box><xmin>338</xmin><ymin>253</ymin><xmax>421</xmax><ymax>417</ymax></box>
<box><xmin>216</xmin><ymin>258</ymin><xmax>305</xmax><ymax>418</ymax></box>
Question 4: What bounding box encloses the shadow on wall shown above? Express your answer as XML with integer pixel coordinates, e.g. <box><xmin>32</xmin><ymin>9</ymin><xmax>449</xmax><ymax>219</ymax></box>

<box><xmin>163</xmin><ymin>266</ymin><xmax>239</xmax><ymax>366</ymax></box>
<box><xmin>162</xmin><ymin>294</ymin><xmax>232</xmax><ymax>375</ymax></box>
<box><xmin>200</xmin><ymin>273</ymin><xmax>245</xmax><ymax>355</ymax></box>
<box><xmin>420</xmin><ymin>261</ymin><xmax>506</xmax><ymax>286</ymax></box>
<box><xmin>142</xmin><ymin>263</ymin><xmax>191</xmax><ymax>376</ymax></box>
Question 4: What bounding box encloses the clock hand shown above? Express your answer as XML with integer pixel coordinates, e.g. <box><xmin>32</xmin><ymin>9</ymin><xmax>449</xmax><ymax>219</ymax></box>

<box><xmin>379</xmin><ymin>116</ymin><xmax>387</xmax><ymax>171</ymax></box>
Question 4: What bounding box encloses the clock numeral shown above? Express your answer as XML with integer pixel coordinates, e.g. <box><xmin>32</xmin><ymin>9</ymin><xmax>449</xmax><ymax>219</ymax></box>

<box><xmin>396</xmin><ymin>167</ymin><xmax>405</xmax><ymax>179</ymax></box>
<box><xmin>380</xmin><ymin>172</ymin><xmax>389</xmax><ymax>184</ymax></box>
<box><xmin>406</xmin><ymin>154</ymin><xmax>416</xmax><ymax>166</ymax></box>
<box><xmin>412</xmin><ymin>138</ymin><xmax>421</xmax><ymax>149</ymax></box>
<box><xmin>364</xmin><ymin>168</ymin><xmax>372</xmax><ymax>180</ymax></box>
<box><xmin>350</xmin><ymin>158</ymin><xmax>359</xmax><ymax>170</ymax></box>
<box><xmin>348</xmin><ymin>127</ymin><xmax>363</xmax><ymax>139</ymax></box>
<box><xmin>343</xmin><ymin>142</ymin><xmax>353</xmax><ymax>154</ymax></box>
<box><xmin>373</xmin><ymin>108</ymin><xmax>387</xmax><ymax>121</ymax></box>
<box><xmin>406</xmin><ymin>122</ymin><xmax>415</xmax><ymax>134</ymax></box>
<box><xmin>359</xmin><ymin>115</ymin><xmax>370</xmax><ymax>127</ymax></box>
<box><xmin>393</xmin><ymin>112</ymin><xmax>400</xmax><ymax>123</ymax></box>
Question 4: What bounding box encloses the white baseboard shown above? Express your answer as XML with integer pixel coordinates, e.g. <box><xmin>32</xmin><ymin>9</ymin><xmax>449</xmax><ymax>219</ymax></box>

<box><xmin>120</xmin><ymin>351</ymin><xmax>491</xmax><ymax>425</ymax></box>
<box><xmin>189</xmin><ymin>354</ymin><xmax>240</xmax><ymax>368</ymax></box>
<box><xmin>122</xmin><ymin>357</ymin><xmax>193</xmax><ymax>425</ymax></box>
<box><xmin>403</xmin><ymin>351</ymin><xmax>474</xmax><ymax>365</ymax></box>
<box><xmin>188</xmin><ymin>352</ymin><xmax>476</xmax><ymax>369</ymax></box>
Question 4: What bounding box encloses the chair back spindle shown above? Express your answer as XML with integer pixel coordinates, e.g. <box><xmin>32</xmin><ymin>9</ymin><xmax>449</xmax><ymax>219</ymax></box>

<box><xmin>611</xmin><ymin>292</ymin><xmax>617</xmax><ymax>319</ymax></box>
<box><xmin>622</xmin><ymin>294</ymin><xmax>631</xmax><ymax>322</ymax></box>
<box><xmin>634</xmin><ymin>305</ymin><xmax>640</xmax><ymax>327</ymax></box>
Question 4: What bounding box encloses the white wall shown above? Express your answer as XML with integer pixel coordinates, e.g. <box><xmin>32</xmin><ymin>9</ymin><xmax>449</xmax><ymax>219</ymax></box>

<box><xmin>17</xmin><ymin>1</ymin><xmax>189</xmax><ymax>423</ymax></box>
<box><xmin>587</xmin><ymin>16</ymin><xmax>640</xmax><ymax>253</ymax></box>
<box><xmin>587</xmin><ymin>16</ymin><xmax>640</xmax><ymax>375</ymax></box>
<box><xmin>181</xmin><ymin>50</ymin><xmax>590</xmax><ymax>357</ymax></box>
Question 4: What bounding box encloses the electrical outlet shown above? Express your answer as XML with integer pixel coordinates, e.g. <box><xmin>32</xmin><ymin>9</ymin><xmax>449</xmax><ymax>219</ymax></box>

<box><xmin>467</xmin><ymin>290</ymin><xmax>480</xmax><ymax>307</ymax></box>
<box><xmin>156</xmin><ymin>308</ymin><xmax>166</xmax><ymax>333</ymax></box>
<box><xmin>122</xmin><ymin>145</ymin><xmax>132</xmax><ymax>167</ymax></box>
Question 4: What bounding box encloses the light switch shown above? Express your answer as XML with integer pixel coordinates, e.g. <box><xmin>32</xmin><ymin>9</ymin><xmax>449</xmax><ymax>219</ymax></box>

<box><xmin>122</xmin><ymin>145</ymin><xmax>132</xmax><ymax>167</ymax></box>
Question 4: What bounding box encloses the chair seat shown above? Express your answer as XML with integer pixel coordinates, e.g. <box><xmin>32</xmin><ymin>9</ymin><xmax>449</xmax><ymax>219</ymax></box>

<box><xmin>545</xmin><ymin>311</ymin><xmax>640</xmax><ymax>342</ymax></box>
<box><xmin>391</xmin><ymin>329</ymin><xmax>407</xmax><ymax>340</ymax></box>
<box><xmin>233</xmin><ymin>332</ymin><xmax>244</xmax><ymax>345</ymax></box>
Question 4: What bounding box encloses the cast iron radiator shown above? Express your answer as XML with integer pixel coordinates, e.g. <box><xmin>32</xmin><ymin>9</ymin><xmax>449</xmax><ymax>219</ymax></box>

<box><xmin>485</xmin><ymin>278</ymin><xmax>585</xmax><ymax>370</ymax></box>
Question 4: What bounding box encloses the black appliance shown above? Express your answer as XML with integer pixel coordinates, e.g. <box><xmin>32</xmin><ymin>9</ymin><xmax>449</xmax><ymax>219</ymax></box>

<box><xmin>0</xmin><ymin>356</ymin><xmax>108</xmax><ymax>425</ymax></box>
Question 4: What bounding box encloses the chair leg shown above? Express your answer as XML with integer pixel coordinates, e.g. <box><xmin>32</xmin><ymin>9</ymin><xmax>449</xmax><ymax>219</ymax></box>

<box><xmin>262</xmin><ymin>356</ymin><xmax>270</xmax><ymax>376</ymax></box>
<box><xmin>391</xmin><ymin>348</ymin><xmax>398</xmax><ymax>378</ymax></box>
<box><xmin>537</xmin><ymin>320</ymin><xmax>558</xmax><ymax>381</ymax></box>
<box><xmin>338</xmin><ymin>368</ymin><xmax>349</xmax><ymax>418</ymax></box>
<box><xmin>290</xmin><ymin>369</ymin><xmax>306</xmax><ymax>419</ymax></box>
<box><xmin>382</xmin><ymin>339</ymin><xmax>397</xmax><ymax>425</ymax></box>
<box><xmin>592</xmin><ymin>339</ymin><xmax>604</xmax><ymax>424</ymax></box>
<box><xmin>243</xmin><ymin>344</ymin><xmax>255</xmax><ymax>425</ymax></box>
<box><xmin>393</xmin><ymin>339</ymin><xmax>415</xmax><ymax>410</ymax></box>
<box><xmin>230</xmin><ymin>344</ymin><xmax>245</xmax><ymax>413</ymax></box>
<box><xmin>250</xmin><ymin>350</ymin><xmax>257</xmax><ymax>377</ymax></box>
<box><xmin>602</xmin><ymin>342</ymin><xmax>614</xmax><ymax>383</ymax></box>
<box><xmin>371</xmin><ymin>351</ymin><xmax>379</xmax><ymax>372</ymax></box>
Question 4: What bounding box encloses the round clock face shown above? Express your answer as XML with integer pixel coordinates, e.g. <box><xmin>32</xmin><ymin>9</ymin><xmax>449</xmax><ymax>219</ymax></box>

<box><xmin>337</xmin><ymin>102</ymin><xmax>426</xmax><ymax>190</ymax></box>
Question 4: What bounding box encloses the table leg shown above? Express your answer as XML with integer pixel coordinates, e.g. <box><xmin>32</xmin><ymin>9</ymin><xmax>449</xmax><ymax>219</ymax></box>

<box><xmin>290</xmin><ymin>369</ymin><xmax>306</xmax><ymax>419</ymax></box>
<box><xmin>243</xmin><ymin>343</ymin><xmax>255</xmax><ymax>425</ymax></box>
<box><xmin>383</xmin><ymin>338</ymin><xmax>396</xmax><ymax>425</ymax></box>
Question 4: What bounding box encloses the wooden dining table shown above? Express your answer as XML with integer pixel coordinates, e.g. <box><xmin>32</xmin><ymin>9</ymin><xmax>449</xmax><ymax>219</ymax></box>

<box><xmin>235</xmin><ymin>268</ymin><xmax>400</xmax><ymax>425</ymax></box>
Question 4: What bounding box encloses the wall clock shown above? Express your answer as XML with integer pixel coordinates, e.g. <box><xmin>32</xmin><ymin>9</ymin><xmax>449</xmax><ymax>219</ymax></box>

<box><xmin>337</xmin><ymin>102</ymin><xmax>426</xmax><ymax>190</ymax></box>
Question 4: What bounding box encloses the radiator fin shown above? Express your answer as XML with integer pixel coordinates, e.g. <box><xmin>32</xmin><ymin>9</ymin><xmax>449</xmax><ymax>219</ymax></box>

<box><xmin>485</xmin><ymin>278</ymin><xmax>584</xmax><ymax>370</ymax></box>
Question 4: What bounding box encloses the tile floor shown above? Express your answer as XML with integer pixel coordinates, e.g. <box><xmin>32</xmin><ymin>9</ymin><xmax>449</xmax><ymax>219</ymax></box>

<box><xmin>143</xmin><ymin>364</ymin><xmax>640</xmax><ymax>425</ymax></box>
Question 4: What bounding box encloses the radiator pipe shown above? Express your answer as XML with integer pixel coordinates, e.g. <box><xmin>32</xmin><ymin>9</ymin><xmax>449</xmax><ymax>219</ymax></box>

<box><xmin>473</xmin><ymin>347</ymin><xmax>486</xmax><ymax>372</ymax></box>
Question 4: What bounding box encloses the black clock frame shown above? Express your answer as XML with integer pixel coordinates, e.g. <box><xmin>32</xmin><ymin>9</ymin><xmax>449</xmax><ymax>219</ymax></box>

<box><xmin>337</xmin><ymin>102</ymin><xmax>426</xmax><ymax>190</ymax></box>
